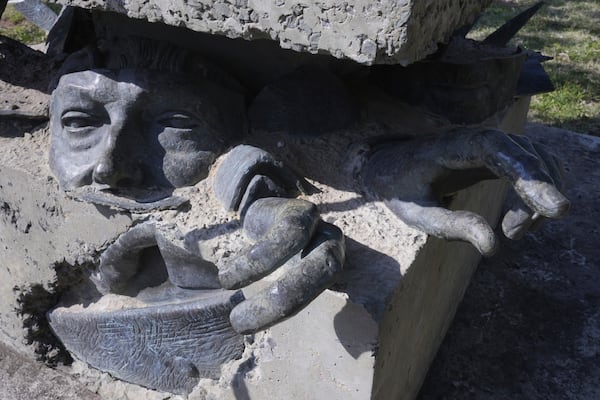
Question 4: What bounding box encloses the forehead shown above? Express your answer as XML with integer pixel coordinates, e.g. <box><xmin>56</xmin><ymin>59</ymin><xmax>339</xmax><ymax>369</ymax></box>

<box><xmin>52</xmin><ymin>69</ymin><xmax>209</xmax><ymax>106</ymax></box>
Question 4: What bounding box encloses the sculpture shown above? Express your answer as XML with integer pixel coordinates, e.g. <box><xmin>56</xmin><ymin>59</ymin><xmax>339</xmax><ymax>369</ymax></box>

<box><xmin>45</xmin><ymin>25</ymin><xmax>569</xmax><ymax>394</ymax></box>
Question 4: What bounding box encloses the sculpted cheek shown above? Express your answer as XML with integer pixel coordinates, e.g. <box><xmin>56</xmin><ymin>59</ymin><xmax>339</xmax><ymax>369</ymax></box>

<box><xmin>162</xmin><ymin>151</ymin><xmax>216</xmax><ymax>187</ymax></box>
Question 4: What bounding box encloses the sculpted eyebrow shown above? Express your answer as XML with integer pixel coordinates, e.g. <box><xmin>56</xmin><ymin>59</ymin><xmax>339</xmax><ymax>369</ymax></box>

<box><xmin>57</xmin><ymin>85</ymin><xmax>100</xmax><ymax>108</ymax></box>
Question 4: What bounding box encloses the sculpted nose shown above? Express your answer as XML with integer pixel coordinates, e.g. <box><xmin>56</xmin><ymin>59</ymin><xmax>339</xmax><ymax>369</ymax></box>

<box><xmin>93</xmin><ymin>158</ymin><xmax>125</xmax><ymax>186</ymax></box>
<box><xmin>93</xmin><ymin>130</ymin><xmax>143</xmax><ymax>188</ymax></box>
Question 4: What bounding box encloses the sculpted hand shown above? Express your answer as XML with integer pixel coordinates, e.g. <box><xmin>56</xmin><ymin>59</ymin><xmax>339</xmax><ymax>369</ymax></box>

<box><xmin>363</xmin><ymin>128</ymin><xmax>570</xmax><ymax>256</ymax></box>
<box><xmin>215</xmin><ymin>145</ymin><xmax>345</xmax><ymax>334</ymax></box>
<box><xmin>91</xmin><ymin>221</ymin><xmax>221</xmax><ymax>296</ymax></box>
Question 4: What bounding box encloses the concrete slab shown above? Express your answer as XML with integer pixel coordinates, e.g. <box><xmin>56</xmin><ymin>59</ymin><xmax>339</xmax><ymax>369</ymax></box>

<box><xmin>48</xmin><ymin>0</ymin><xmax>491</xmax><ymax>65</ymax></box>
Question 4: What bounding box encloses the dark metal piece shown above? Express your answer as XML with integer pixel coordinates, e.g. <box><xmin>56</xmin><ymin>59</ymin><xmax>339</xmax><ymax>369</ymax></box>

<box><xmin>219</xmin><ymin>198</ymin><xmax>321</xmax><ymax>290</ymax></box>
<box><xmin>501</xmin><ymin>133</ymin><xmax>566</xmax><ymax>239</ymax></box>
<box><xmin>374</xmin><ymin>38</ymin><xmax>528</xmax><ymax>124</ymax></box>
<box><xmin>11</xmin><ymin>0</ymin><xmax>58</xmax><ymax>32</ymax></box>
<box><xmin>94</xmin><ymin>222</ymin><xmax>221</xmax><ymax>296</ymax></box>
<box><xmin>0</xmin><ymin>0</ymin><xmax>7</xmax><ymax>20</ymax></box>
<box><xmin>67</xmin><ymin>187</ymin><xmax>189</xmax><ymax>212</ymax></box>
<box><xmin>214</xmin><ymin>147</ymin><xmax>345</xmax><ymax>334</ymax></box>
<box><xmin>0</xmin><ymin>109</ymin><xmax>47</xmax><ymax>119</ymax></box>
<box><xmin>248</xmin><ymin>66</ymin><xmax>359</xmax><ymax>136</ymax></box>
<box><xmin>517</xmin><ymin>51</ymin><xmax>555</xmax><ymax>96</ymax></box>
<box><xmin>46</xmin><ymin>7</ymin><xmax>96</xmax><ymax>57</ymax></box>
<box><xmin>483</xmin><ymin>2</ymin><xmax>545</xmax><ymax>47</ymax></box>
<box><xmin>229</xmin><ymin>221</ymin><xmax>345</xmax><ymax>334</ymax></box>
<box><xmin>93</xmin><ymin>222</ymin><xmax>161</xmax><ymax>295</ymax></box>
<box><xmin>49</xmin><ymin>68</ymin><xmax>245</xmax><ymax>193</ymax></box>
<box><xmin>155</xmin><ymin>229</ymin><xmax>221</xmax><ymax>289</ymax></box>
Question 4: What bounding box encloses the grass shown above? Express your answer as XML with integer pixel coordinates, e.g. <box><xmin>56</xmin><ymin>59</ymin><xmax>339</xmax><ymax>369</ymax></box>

<box><xmin>1</xmin><ymin>1</ymin><xmax>598</xmax><ymax>135</ymax></box>
<box><xmin>468</xmin><ymin>0</ymin><xmax>600</xmax><ymax>136</ymax></box>
<box><xmin>0</xmin><ymin>4</ymin><xmax>46</xmax><ymax>45</ymax></box>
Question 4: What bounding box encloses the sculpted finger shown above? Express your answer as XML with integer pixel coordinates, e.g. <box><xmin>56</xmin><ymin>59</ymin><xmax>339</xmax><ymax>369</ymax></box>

<box><xmin>386</xmin><ymin>198</ymin><xmax>498</xmax><ymax>256</ymax></box>
<box><xmin>432</xmin><ymin>129</ymin><xmax>569</xmax><ymax>218</ymax></box>
<box><xmin>531</xmin><ymin>141</ymin><xmax>566</xmax><ymax>192</ymax></box>
<box><xmin>214</xmin><ymin>145</ymin><xmax>311</xmax><ymax>212</ymax></box>
<box><xmin>229</xmin><ymin>222</ymin><xmax>344</xmax><ymax>334</ymax></box>
<box><xmin>93</xmin><ymin>221</ymin><xmax>157</xmax><ymax>294</ymax></box>
<box><xmin>502</xmin><ymin>194</ymin><xmax>536</xmax><ymax>240</ymax></box>
<box><xmin>475</xmin><ymin>130</ymin><xmax>569</xmax><ymax>218</ymax></box>
<box><xmin>219</xmin><ymin>198</ymin><xmax>320</xmax><ymax>289</ymax></box>
<box><xmin>508</xmin><ymin>134</ymin><xmax>565</xmax><ymax>190</ymax></box>
<box><xmin>155</xmin><ymin>228</ymin><xmax>220</xmax><ymax>289</ymax></box>
<box><xmin>499</xmin><ymin>132</ymin><xmax>540</xmax><ymax>238</ymax></box>
<box><xmin>502</xmin><ymin>135</ymin><xmax>567</xmax><ymax>239</ymax></box>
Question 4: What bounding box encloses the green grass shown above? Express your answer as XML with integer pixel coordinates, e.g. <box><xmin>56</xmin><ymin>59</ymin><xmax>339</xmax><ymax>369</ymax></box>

<box><xmin>0</xmin><ymin>4</ymin><xmax>46</xmax><ymax>45</ymax></box>
<box><xmin>468</xmin><ymin>0</ymin><xmax>600</xmax><ymax>136</ymax></box>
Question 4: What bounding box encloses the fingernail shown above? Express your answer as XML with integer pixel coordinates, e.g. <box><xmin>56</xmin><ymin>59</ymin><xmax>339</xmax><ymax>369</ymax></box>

<box><xmin>537</xmin><ymin>184</ymin><xmax>570</xmax><ymax>218</ymax></box>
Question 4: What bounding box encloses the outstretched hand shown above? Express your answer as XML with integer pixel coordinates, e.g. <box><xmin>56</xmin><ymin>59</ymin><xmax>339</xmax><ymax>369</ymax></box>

<box><xmin>363</xmin><ymin>128</ymin><xmax>569</xmax><ymax>256</ymax></box>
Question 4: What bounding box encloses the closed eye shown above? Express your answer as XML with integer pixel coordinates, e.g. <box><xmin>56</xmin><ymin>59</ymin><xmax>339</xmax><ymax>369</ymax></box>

<box><xmin>156</xmin><ymin>111</ymin><xmax>201</xmax><ymax>130</ymax></box>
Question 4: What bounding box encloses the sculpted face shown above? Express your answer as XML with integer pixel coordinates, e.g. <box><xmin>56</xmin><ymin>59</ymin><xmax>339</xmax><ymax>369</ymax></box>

<box><xmin>50</xmin><ymin>69</ymin><xmax>241</xmax><ymax>194</ymax></box>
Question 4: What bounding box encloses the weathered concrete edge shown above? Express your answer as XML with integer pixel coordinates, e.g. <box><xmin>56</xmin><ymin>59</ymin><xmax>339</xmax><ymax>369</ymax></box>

<box><xmin>372</xmin><ymin>180</ymin><xmax>508</xmax><ymax>400</ymax></box>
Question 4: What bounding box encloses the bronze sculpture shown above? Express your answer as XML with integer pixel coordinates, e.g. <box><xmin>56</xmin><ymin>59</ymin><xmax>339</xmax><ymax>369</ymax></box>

<box><xmin>42</xmin><ymin>8</ymin><xmax>569</xmax><ymax>393</ymax></box>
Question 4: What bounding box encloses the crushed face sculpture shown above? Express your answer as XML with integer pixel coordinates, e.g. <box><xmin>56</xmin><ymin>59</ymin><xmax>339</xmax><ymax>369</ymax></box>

<box><xmin>42</xmin><ymin>12</ymin><xmax>570</xmax><ymax>395</ymax></box>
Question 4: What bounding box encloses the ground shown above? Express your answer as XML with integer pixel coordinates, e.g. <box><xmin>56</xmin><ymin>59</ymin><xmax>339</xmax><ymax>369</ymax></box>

<box><xmin>419</xmin><ymin>124</ymin><xmax>600</xmax><ymax>400</ymax></box>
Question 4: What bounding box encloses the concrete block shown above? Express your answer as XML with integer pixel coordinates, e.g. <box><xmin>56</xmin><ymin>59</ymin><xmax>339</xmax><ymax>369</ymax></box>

<box><xmin>48</xmin><ymin>0</ymin><xmax>491</xmax><ymax>65</ymax></box>
<box><xmin>0</xmin><ymin>91</ymin><xmax>531</xmax><ymax>399</ymax></box>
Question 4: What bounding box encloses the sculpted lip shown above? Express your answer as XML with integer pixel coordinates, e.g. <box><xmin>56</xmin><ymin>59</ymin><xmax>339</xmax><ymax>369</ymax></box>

<box><xmin>66</xmin><ymin>186</ymin><xmax>190</xmax><ymax>212</ymax></box>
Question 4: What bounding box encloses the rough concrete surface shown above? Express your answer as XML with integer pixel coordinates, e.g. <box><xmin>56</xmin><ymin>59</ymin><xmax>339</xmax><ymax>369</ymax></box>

<box><xmin>0</xmin><ymin>341</ymin><xmax>101</xmax><ymax>400</ymax></box>
<box><xmin>0</xmin><ymin>129</ymin><xmax>133</xmax><ymax>353</ymax></box>
<box><xmin>49</xmin><ymin>0</ymin><xmax>491</xmax><ymax>65</ymax></box>
<box><xmin>419</xmin><ymin>124</ymin><xmax>600</xmax><ymax>400</ymax></box>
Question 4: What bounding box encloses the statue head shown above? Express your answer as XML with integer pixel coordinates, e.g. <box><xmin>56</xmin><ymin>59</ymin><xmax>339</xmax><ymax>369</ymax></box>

<box><xmin>49</xmin><ymin>37</ymin><xmax>246</xmax><ymax>198</ymax></box>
